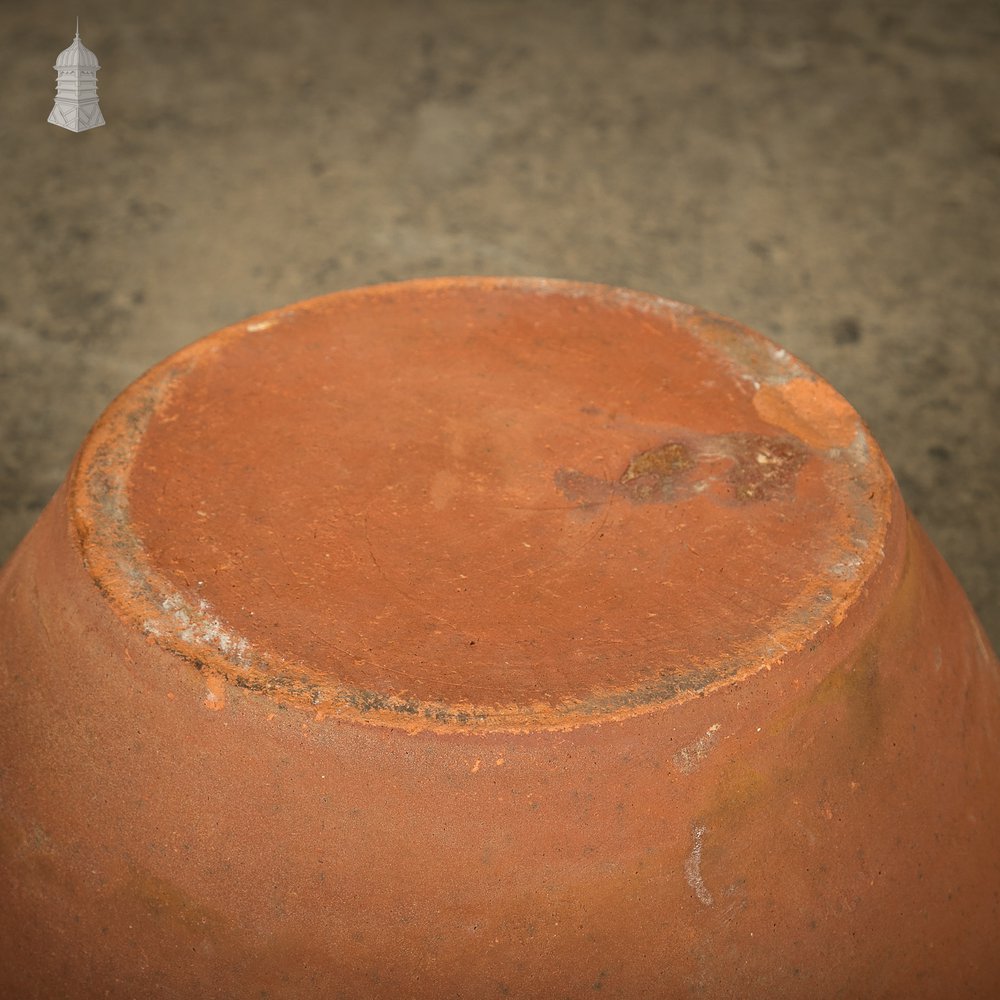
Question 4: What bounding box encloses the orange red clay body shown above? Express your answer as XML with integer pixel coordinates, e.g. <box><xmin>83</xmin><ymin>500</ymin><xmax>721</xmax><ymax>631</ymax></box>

<box><xmin>1</xmin><ymin>279</ymin><xmax>998</xmax><ymax>997</ymax></box>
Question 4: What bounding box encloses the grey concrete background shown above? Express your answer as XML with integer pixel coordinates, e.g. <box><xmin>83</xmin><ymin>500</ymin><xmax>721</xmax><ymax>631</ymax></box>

<box><xmin>2</xmin><ymin>0</ymin><xmax>997</xmax><ymax>646</ymax></box>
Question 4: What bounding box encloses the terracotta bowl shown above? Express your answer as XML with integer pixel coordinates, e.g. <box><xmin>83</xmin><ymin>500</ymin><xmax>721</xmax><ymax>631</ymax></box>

<box><xmin>2</xmin><ymin>278</ymin><xmax>998</xmax><ymax>998</ymax></box>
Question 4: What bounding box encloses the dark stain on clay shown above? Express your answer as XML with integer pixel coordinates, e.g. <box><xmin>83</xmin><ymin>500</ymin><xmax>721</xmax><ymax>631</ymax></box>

<box><xmin>726</xmin><ymin>434</ymin><xmax>808</xmax><ymax>503</ymax></box>
<box><xmin>126</xmin><ymin>868</ymin><xmax>227</xmax><ymax>937</ymax></box>
<box><xmin>619</xmin><ymin>442</ymin><xmax>694</xmax><ymax>502</ymax></box>
<box><xmin>805</xmin><ymin>643</ymin><xmax>882</xmax><ymax>756</ymax></box>
<box><xmin>553</xmin><ymin>468</ymin><xmax>614</xmax><ymax>508</ymax></box>
<box><xmin>555</xmin><ymin>433</ymin><xmax>809</xmax><ymax>509</ymax></box>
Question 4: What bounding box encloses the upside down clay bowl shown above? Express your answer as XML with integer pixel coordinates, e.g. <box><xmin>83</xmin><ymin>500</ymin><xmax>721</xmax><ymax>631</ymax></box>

<box><xmin>1</xmin><ymin>278</ymin><xmax>998</xmax><ymax>998</ymax></box>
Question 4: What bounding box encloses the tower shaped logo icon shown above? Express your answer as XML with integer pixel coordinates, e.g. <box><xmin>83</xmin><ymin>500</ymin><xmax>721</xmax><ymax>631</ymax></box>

<box><xmin>48</xmin><ymin>18</ymin><xmax>105</xmax><ymax>132</ymax></box>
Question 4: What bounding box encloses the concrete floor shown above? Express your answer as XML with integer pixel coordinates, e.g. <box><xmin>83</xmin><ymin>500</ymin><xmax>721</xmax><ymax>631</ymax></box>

<box><xmin>1</xmin><ymin>0</ymin><xmax>997</xmax><ymax>647</ymax></box>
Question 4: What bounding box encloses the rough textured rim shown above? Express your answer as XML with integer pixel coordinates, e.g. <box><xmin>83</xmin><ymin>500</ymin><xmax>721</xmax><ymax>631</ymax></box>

<box><xmin>68</xmin><ymin>277</ymin><xmax>903</xmax><ymax>733</ymax></box>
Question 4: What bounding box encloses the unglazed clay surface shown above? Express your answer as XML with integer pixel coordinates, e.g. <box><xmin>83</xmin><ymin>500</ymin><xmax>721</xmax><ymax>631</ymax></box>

<box><xmin>1</xmin><ymin>280</ymin><xmax>998</xmax><ymax>998</ymax></box>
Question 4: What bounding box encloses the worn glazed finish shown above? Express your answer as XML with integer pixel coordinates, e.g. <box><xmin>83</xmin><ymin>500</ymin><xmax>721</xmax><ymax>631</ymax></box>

<box><xmin>1</xmin><ymin>278</ymin><xmax>998</xmax><ymax>998</ymax></box>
